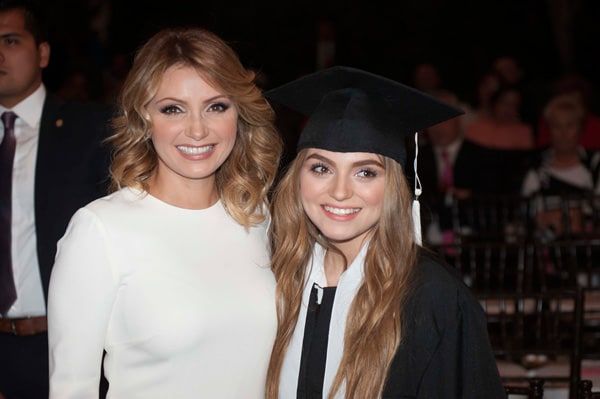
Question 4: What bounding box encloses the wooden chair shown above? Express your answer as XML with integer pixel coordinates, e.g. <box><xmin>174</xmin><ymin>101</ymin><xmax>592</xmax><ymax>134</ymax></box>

<box><xmin>530</xmin><ymin>193</ymin><xmax>600</xmax><ymax>241</ymax></box>
<box><xmin>432</xmin><ymin>242</ymin><xmax>535</xmax><ymax>293</ymax></box>
<box><xmin>444</xmin><ymin>192</ymin><xmax>600</xmax><ymax>245</ymax></box>
<box><xmin>450</xmin><ymin>194</ymin><xmax>533</xmax><ymax>244</ymax></box>
<box><xmin>534</xmin><ymin>240</ymin><xmax>600</xmax><ymax>360</ymax></box>
<box><xmin>588</xmin><ymin>195</ymin><xmax>600</xmax><ymax>235</ymax></box>
<box><xmin>504</xmin><ymin>378</ymin><xmax>544</xmax><ymax>398</ymax></box>
<box><xmin>533</xmin><ymin>239</ymin><xmax>600</xmax><ymax>291</ymax></box>
<box><xmin>578</xmin><ymin>380</ymin><xmax>600</xmax><ymax>399</ymax></box>
<box><xmin>479</xmin><ymin>289</ymin><xmax>584</xmax><ymax>399</ymax></box>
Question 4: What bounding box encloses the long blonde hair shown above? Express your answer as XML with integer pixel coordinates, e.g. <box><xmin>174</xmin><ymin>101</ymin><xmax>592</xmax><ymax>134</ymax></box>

<box><xmin>108</xmin><ymin>28</ymin><xmax>282</xmax><ymax>227</ymax></box>
<box><xmin>266</xmin><ymin>149</ymin><xmax>418</xmax><ymax>398</ymax></box>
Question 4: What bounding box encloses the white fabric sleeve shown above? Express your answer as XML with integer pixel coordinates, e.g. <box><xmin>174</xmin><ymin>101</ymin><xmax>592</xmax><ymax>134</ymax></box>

<box><xmin>48</xmin><ymin>207</ymin><xmax>119</xmax><ymax>399</ymax></box>
<box><xmin>521</xmin><ymin>170</ymin><xmax>541</xmax><ymax>197</ymax></box>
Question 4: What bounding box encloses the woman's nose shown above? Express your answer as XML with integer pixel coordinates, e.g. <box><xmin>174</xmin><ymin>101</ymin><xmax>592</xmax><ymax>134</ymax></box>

<box><xmin>185</xmin><ymin>115</ymin><xmax>209</xmax><ymax>140</ymax></box>
<box><xmin>330</xmin><ymin>174</ymin><xmax>352</xmax><ymax>201</ymax></box>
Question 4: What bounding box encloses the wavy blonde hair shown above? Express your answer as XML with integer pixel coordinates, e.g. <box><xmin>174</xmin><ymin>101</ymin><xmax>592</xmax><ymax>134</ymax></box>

<box><xmin>108</xmin><ymin>28</ymin><xmax>282</xmax><ymax>227</ymax></box>
<box><xmin>266</xmin><ymin>149</ymin><xmax>418</xmax><ymax>398</ymax></box>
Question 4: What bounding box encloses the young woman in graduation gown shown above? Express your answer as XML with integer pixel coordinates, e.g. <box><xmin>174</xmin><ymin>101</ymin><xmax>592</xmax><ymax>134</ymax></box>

<box><xmin>265</xmin><ymin>67</ymin><xmax>505</xmax><ymax>398</ymax></box>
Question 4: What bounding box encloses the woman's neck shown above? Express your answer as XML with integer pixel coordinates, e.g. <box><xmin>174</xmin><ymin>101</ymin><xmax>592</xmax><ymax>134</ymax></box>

<box><xmin>147</xmin><ymin>172</ymin><xmax>219</xmax><ymax>210</ymax></box>
<box><xmin>323</xmin><ymin>239</ymin><xmax>365</xmax><ymax>287</ymax></box>
<box><xmin>551</xmin><ymin>150</ymin><xmax>580</xmax><ymax>169</ymax></box>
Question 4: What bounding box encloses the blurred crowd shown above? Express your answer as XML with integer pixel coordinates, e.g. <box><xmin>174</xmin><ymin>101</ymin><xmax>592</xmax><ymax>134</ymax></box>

<box><xmin>43</xmin><ymin>2</ymin><xmax>600</xmax><ymax>247</ymax></box>
<box><xmin>406</xmin><ymin>58</ymin><xmax>600</xmax><ymax>246</ymax></box>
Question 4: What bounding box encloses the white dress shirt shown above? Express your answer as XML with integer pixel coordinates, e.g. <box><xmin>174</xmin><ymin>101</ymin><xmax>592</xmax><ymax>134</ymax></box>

<box><xmin>0</xmin><ymin>84</ymin><xmax>47</xmax><ymax>317</ymax></box>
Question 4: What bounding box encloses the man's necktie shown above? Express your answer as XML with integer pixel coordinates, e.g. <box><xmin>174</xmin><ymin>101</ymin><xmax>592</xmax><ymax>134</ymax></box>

<box><xmin>0</xmin><ymin>111</ymin><xmax>18</xmax><ymax>315</ymax></box>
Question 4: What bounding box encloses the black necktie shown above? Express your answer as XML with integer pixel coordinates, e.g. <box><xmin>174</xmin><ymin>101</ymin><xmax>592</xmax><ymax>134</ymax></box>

<box><xmin>0</xmin><ymin>111</ymin><xmax>17</xmax><ymax>315</ymax></box>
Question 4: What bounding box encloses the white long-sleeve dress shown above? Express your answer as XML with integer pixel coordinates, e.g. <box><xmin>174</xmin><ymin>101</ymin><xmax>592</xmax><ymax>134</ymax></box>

<box><xmin>48</xmin><ymin>188</ymin><xmax>276</xmax><ymax>398</ymax></box>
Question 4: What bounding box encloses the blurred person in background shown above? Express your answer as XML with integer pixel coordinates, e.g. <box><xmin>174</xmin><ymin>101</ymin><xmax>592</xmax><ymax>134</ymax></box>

<box><xmin>418</xmin><ymin>90</ymin><xmax>492</xmax><ymax>244</ymax></box>
<box><xmin>466</xmin><ymin>85</ymin><xmax>534</xmax><ymax>150</ymax></box>
<box><xmin>536</xmin><ymin>75</ymin><xmax>600</xmax><ymax>150</ymax></box>
<box><xmin>522</xmin><ymin>94</ymin><xmax>600</xmax><ymax>237</ymax></box>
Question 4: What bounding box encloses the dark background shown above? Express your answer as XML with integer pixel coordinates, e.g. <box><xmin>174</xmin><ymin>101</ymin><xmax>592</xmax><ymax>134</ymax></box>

<box><xmin>42</xmin><ymin>0</ymin><xmax>600</xmax><ymax>112</ymax></box>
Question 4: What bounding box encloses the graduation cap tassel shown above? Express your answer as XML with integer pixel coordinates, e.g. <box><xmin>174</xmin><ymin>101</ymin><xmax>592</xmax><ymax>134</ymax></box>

<box><xmin>412</xmin><ymin>132</ymin><xmax>422</xmax><ymax>246</ymax></box>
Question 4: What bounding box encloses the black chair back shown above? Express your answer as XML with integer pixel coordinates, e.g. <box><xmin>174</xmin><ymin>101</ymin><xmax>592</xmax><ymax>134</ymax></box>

<box><xmin>479</xmin><ymin>290</ymin><xmax>584</xmax><ymax>398</ymax></box>
<box><xmin>505</xmin><ymin>378</ymin><xmax>544</xmax><ymax>398</ymax></box>
<box><xmin>578</xmin><ymin>380</ymin><xmax>600</xmax><ymax>399</ymax></box>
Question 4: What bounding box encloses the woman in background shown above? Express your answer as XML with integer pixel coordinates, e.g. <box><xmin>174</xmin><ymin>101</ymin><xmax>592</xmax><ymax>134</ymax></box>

<box><xmin>523</xmin><ymin>94</ymin><xmax>600</xmax><ymax>237</ymax></box>
<box><xmin>48</xmin><ymin>28</ymin><xmax>282</xmax><ymax>398</ymax></box>
<box><xmin>466</xmin><ymin>85</ymin><xmax>534</xmax><ymax>150</ymax></box>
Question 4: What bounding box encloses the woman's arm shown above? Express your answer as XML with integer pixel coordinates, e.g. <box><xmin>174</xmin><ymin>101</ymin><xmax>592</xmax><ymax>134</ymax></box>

<box><xmin>47</xmin><ymin>208</ymin><xmax>119</xmax><ymax>399</ymax></box>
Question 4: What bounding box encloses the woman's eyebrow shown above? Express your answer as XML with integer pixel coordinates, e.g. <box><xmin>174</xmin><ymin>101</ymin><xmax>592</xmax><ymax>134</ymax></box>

<box><xmin>352</xmin><ymin>159</ymin><xmax>384</xmax><ymax>168</ymax></box>
<box><xmin>203</xmin><ymin>94</ymin><xmax>229</xmax><ymax>105</ymax></box>
<box><xmin>306</xmin><ymin>153</ymin><xmax>333</xmax><ymax>164</ymax></box>
<box><xmin>153</xmin><ymin>94</ymin><xmax>229</xmax><ymax>104</ymax></box>
<box><xmin>305</xmin><ymin>153</ymin><xmax>383</xmax><ymax>168</ymax></box>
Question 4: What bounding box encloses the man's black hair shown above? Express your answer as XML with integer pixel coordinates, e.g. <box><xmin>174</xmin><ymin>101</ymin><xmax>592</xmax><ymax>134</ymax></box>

<box><xmin>0</xmin><ymin>0</ymin><xmax>47</xmax><ymax>44</ymax></box>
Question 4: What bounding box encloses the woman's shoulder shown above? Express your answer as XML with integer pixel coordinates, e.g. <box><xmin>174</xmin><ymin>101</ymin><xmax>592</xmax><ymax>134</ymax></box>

<box><xmin>411</xmin><ymin>250</ymin><xmax>466</xmax><ymax>292</ymax></box>
<box><xmin>84</xmin><ymin>187</ymin><xmax>144</xmax><ymax>211</ymax></box>
<box><xmin>407</xmin><ymin>250</ymin><xmax>483</xmax><ymax>318</ymax></box>
<box><xmin>73</xmin><ymin>187</ymin><xmax>150</xmax><ymax>225</ymax></box>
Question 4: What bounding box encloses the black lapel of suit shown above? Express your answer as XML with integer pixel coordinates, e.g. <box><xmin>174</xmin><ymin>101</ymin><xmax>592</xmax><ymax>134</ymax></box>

<box><xmin>453</xmin><ymin>140</ymin><xmax>470</xmax><ymax>182</ymax></box>
<box><xmin>421</xmin><ymin>145</ymin><xmax>439</xmax><ymax>191</ymax></box>
<box><xmin>34</xmin><ymin>94</ymin><xmax>64</xmax><ymax>297</ymax></box>
<box><xmin>34</xmin><ymin>94</ymin><xmax>63</xmax><ymax>219</ymax></box>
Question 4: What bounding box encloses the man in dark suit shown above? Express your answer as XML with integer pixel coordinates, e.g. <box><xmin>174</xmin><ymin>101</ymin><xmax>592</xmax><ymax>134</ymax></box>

<box><xmin>419</xmin><ymin>119</ymin><xmax>490</xmax><ymax>207</ymax></box>
<box><xmin>0</xmin><ymin>1</ymin><xmax>110</xmax><ymax>397</ymax></box>
<box><xmin>416</xmin><ymin>91</ymin><xmax>492</xmax><ymax>243</ymax></box>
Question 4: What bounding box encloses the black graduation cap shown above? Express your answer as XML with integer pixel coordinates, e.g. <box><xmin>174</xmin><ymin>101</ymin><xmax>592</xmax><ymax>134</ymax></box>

<box><xmin>266</xmin><ymin>66</ymin><xmax>463</xmax><ymax>168</ymax></box>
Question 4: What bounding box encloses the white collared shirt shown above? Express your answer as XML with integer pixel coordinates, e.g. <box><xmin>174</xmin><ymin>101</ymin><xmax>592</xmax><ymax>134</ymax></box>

<box><xmin>0</xmin><ymin>84</ymin><xmax>47</xmax><ymax>317</ymax></box>
<box><xmin>433</xmin><ymin>138</ymin><xmax>463</xmax><ymax>180</ymax></box>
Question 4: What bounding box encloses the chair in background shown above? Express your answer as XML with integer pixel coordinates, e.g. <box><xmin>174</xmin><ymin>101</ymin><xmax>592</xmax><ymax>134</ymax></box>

<box><xmin>534</xmin><ymin>239</ymin><xmax>600</xmax><ymax>290</ymax></box>
<box><xmin>432</xmin><ymin>242</ymin><xmax>535</xmax><ymax>293</ymax></box>
<box><xmin>588</xmin><ymin>195</ymin><xmax>600</xmax><ymax>235</ymax></box>
<box><xmin>530</xmin><ymin>193</ymin><xmax>600</xmax><ymax>242</ymax></box>
<box><xmin>505</xmin><ymin>378</ymin><xmax>545</xmax><ymax>398</ymax></box>
<box><xmin>534</xmin><ymin>240</ymin><xmax>600</xmax><ymax>360</ymax></box>
<box><xmin>479</xmin><ymin>290</ymin><xmax>584</xmax><ymax>399</ymax></box>
<box><xmin>578</xmin><ymin>380</ymin><xmax>600</xmax><ymax>399</ymax></box>
<box><xmin>450</xmin><ymin>194</ymin><xmax>532</xmax><ymax>244</ymax></box>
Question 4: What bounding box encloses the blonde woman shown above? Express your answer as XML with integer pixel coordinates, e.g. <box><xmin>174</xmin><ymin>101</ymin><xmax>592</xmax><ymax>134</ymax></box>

<box><xmin>266</xmin><ymin>67</ymin><xmax>504</xmax><ymax>398</ymax></box>
<box><xmin>47</xmin><ymin>28</ymin><xmax>282</xmax><ymax>398</ymax></box>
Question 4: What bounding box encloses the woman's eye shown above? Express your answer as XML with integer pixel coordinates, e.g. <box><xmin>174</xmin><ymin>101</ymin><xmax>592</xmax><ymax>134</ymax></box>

<box><xmin>159</xmin><ymin>105</ymin><xmax>183</xmax><ymax>115</ymax></box>
<box><xmin>310</xmin><ymin>163</ymin><xmax>330</xmax><ymax>175</ymax></box>
<box><xmin>356</xmin><ymin>168</ymin><xmax>378</xmax><ymax>178</ymax></box>
<box><xmin>207</xmin><ymin>102</ymin><xmax>230</xmax><ymax>113</ymax></box>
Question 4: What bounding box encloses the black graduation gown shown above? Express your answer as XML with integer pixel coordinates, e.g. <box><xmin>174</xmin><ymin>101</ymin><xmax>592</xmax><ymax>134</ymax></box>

<box><xmin>297</xmin><ymin>253</ymin><xmax>505</xmax><ymax>399</ymax></box>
